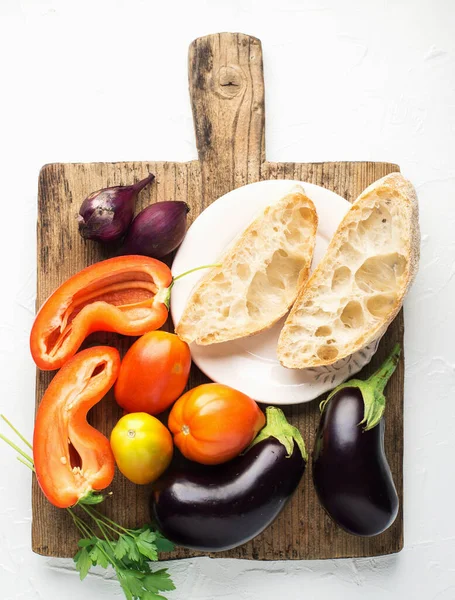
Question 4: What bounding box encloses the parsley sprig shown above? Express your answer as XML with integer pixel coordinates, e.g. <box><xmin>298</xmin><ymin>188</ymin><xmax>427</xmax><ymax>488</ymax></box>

<box><xmin>69</xmin><ymin>506</ymin><xmax>175</xmax><ymax>599</ymax></box>
<box><xmin>0</xmin><ymin>415</ymin><xmax>176</xmax><ymax>600</ymax></box>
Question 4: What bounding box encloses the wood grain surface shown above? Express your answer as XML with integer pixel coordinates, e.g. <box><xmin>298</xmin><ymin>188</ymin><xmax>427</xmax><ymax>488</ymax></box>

<box><xmin>33</xmin><ymin>32</ymin><xmax>404</xmax><ymax>560</ymax></box>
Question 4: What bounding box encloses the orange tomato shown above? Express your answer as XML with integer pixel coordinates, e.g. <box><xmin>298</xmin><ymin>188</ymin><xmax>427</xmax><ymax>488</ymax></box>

<box><xmin>168</xmin><ymin>383</ymin><xmax>265</xmax><ymax>465</ymax></box>
<box><xmin>110</xmin><ymin>412</ymin><xmax>173</xmax><ymax>485</ymax></box>
<box><xmin>115</xmin><ymin>331</ymin><xmax>191</xmax><ymax>415</ymax></box>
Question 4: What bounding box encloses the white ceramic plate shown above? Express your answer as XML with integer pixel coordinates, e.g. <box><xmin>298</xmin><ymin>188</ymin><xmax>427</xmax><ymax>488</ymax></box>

<box><xmin>171</xmin><ymin>180</ymin><xmax>378</xmax><ymax>405</ymax></box>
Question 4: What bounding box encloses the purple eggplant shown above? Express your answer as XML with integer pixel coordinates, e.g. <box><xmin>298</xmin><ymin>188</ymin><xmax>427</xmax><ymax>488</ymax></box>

<box><xmin>313</xmin><ymin>344</ymin><xmax>400</xmax><ymax>537</ymax></box>
<box><xmin>150</xmin><ymin>407</ymin><xmax>307</xmax><ymax>552</ymax></box>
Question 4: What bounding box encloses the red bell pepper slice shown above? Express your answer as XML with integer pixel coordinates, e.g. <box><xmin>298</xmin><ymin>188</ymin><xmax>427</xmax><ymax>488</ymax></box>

<box><xmin>30</xmin><ymin>255</ymin><xmax>172</xmax><ymax>370</ymax></box>
<box><xmin>33</xmin><ymin>346</ymin><xmax>120</xmax><ymax>508</ymax></box>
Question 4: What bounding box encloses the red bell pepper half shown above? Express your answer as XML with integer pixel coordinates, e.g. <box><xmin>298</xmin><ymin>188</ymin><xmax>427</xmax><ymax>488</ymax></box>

<box><xmin>30</xmin><ymin>255</ymin><xmax>172</xmax><ymax>370</ymax></box>
<box><xmin>33</xmin><ymin>346</ymin><xmax>120</xmax><ymax>508</ymax></box>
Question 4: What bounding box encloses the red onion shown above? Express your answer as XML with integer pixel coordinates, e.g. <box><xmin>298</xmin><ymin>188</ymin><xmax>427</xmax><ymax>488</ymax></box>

<box><xmin>78</xmin><ymin>173</ymin><xmax>155</xmax><ymax>242</ymax></box>
<box><xmin>121</xmin><ymin>201</ymin><xmax>190</xmax><ymax>259</ymax></box>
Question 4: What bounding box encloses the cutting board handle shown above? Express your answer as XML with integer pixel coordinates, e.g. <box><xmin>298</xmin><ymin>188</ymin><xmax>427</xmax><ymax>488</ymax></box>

<box><xmin>188</xmin><ymin>33</ymin><xmax>266</xmax><ymax>206</ymax></box>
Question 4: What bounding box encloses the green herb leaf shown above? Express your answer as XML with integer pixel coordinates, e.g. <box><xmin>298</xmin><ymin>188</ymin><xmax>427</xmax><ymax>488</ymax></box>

<box><xmin>120</xmin><ymin>569</ymin><xmax>147</xmax><ymax>597</ymax></box>
<box><xmin>77</xmin><ymin>537</ymin><xmax>96</xmax><ymax>548</ymax></box>
<box><xmin>89</xmin><ymin>544</ymin><xmax>109</xmax><ymax>569</ymax></box>
<box><xmin>118</xmin><ymin>570</ymin><xmax>134</xmax><ymax>600</ymax></box>
<box><xmin>142</xmin><ymin>593</ymin><xmax>168</xmax><ymax>600</ymax></box>
<box><xmin>88</xmin><ymin>547</ymin><xmax>99</xmax><ymax>565</ymax></box>
<box><xmin>138</xmin><ymin>529</ymin><xmax>157</xmax><ymax>544</ymax></box>
<box><xmin>136</xmin><ymin>539</ymin><xmax>158</xmax><ymax>562</ymax></box>
<box><xmin>68</xmin><ymin>507</ymin><xmax>175</xmax><ymax>598</ymax></box>
<box><xmin>129</xmin><ymin>557</ymin><xmax>152</xmax><ymax>573</ymax></box>
<box><xmin>98</xmin><ymin>552</ymin><xmax>110</xmax><ymax>570</ymax></box>
<box><xmin>154</xmin><ymin>535</ymin><xmax>174</xmax><ymax>553</ymax></box>
<box><xmin>144</xmin><ymin>569</ymin><xmax>176</xmax><ymax>593</ymax></box>
<box><xmin>75</xmin><ymin>547</ymin><xmax>92</xmax><ymax>581</ymax></box>
<box><xmin>99</xmin><ymin>539</ymin><xmax>116</xmax><ymax>564</ymax></box>
<box><xmin>114</xmin><ymin>535</ymin><xmax>130</xmax><ymax>560</ymax></box>
<box><xmin>125</xmin><ymin>536</ymin><xmax>142</xmax><ymax>563</ymax></box>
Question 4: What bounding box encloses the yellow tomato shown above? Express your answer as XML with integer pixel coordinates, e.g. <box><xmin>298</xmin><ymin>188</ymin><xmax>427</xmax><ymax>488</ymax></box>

<box><xmin>110</xmin><ymin>413</ymin><xmax>173</xmax><ymax>485</ymax></box>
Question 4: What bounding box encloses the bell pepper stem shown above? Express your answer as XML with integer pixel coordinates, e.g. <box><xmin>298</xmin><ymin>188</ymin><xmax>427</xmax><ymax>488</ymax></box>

<box><xmin>246</xmin><ymin>406</ymin><xmax>308</xmax><ymax>462</ymax></box>
<box><xmin>78</xmin><ymin>490</ymin><xmax>106</xmax><ymax>506</ymax></box>
<box><xmin>161</xmin><ymin>263</ymin><xmax>222</xmax><ymax>309</ymax></box>
<box><xmin>172</xmin><ymin>263</ymin><xmax>221</xmax><ymax>283</ymax></box>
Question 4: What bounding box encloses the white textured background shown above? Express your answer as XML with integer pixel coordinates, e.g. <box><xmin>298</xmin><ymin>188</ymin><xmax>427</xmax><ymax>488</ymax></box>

<box><xmin>1</xmin><ymin>1</ymin><xmax>454</xmax><ymax>599</ymax></box>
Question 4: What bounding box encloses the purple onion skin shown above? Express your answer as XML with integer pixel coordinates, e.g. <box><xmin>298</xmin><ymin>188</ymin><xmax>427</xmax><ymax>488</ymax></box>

<box><xmin>121</xmin><ymin>201</ymin><xmax>190</xmax><ymax>259</ymax></box>
<box><xmin>78</xmin><ymin>173</ymin><xmax>155</xmax><ymax>242</ymax></box>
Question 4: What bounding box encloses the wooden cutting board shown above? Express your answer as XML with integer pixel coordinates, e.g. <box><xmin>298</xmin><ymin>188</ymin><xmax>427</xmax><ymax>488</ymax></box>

<box><xmin>32</xmin><ymin>32</ymin><xmax>404</xmax><ymax>560</ymax></box>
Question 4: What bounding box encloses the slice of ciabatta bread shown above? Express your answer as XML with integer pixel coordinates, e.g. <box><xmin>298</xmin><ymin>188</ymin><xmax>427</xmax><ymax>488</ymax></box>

<box><xmin>176</xmin><ymin>186</ymin><xmax>318</xmax><ymax>345</ymax></box>
<box><xmin>278</xmin><ymin>173</ymin><xmax>420</xmax><ymax>369</ymax></box>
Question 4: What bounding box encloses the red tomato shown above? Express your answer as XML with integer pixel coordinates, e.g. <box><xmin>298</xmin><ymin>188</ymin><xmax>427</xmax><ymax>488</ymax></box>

<box><xmin>115</xmin><ymin>331</ymin><xmax>191</xmax><ymax>415</ymax></box>
<box><xmin>168</xmin><ymin>383</ymin><xmax>265</xmax><ymax>465</ymax></box>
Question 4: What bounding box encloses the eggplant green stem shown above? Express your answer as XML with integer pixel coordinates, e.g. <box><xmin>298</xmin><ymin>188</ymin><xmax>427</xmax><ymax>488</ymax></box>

<box><xmin>246</xmin><ymin>406</ymin><xmax>308</xmax><ymax>462</ymax></box>
<box><xmin>160</xmin><ymin>263</ymin><xmax>222</xmax><ymax>309</ymax></box>
<box><xmin>320</xmin><ymin>343</ymin><xmax>401</xmax><ymax>431</ymax></box>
